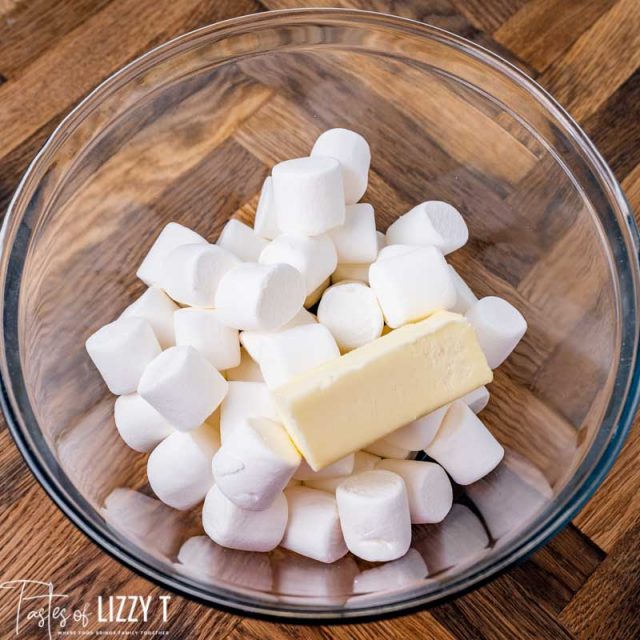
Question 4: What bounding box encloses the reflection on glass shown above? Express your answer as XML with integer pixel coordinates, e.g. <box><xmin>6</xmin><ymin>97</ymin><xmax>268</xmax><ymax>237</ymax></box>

<box><xmin>175</xmin><ymin>535</ymin><xmax>273</xmax><ymax>592</ymax></box>
<box><xmin>352</xmin><ymin>548</ymin><xmax>428</xmax><ymax>594</ymax></box>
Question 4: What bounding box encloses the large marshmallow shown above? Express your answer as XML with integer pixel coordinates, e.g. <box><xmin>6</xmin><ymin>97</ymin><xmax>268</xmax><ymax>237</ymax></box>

<box><xmin>383</xmin><ymin>405</ymin><xmax>448</xmax><ymax>451</ymax></box>
<box><xmin>254</xmin><ymin>176</ymin><xmax>279</xmax><ymax>240</ymax></box>
<box><xmin>217</xmin><ymin>218</ymin><xmax>269</xmax><ymax>262</ymax></box>
<box><xmin>329</xmin><ymin>204</ymin><xmax>378</xmax><ymax>264</ymax></box>
<box><xmin>448</xmin><ymin>265</ymin><xmax>478</xmax><ymax>314</ymax></box>
<box><xmin>137</xmin><ymin>222</ymin><xmax>207</xmax><ymax>286</ymax></box>
<box><xmin>336</xmin><ymin>470</ymin><xmax>411</xmax><ymax>561</ymax></box>
<box><xmin>281</xmin><ymin>486</ymin><xmax>348</xmax><ymax>563</ymax></box>
<box><xmin>305</xmin><ymin>451</ymin><xmax>380</xmax><ymax>493</ymax></box>
<box><xmin>369</xmin><ymin>246</ymin><xmax>456</xmax><ymax>328</ymax></box>
<box><xmin>174</xmin><ymin>308</ymin><xmax>240</xmax><ymax>370</ymax></box>
<box><xmin>376</xmin><ymin>459</ymin><xmax>453</xmax><ymax>524</ymax></box>
<box><xmin>317</xmin><ymin>282</ymin><xmax>383</xmax><ymax>352</ymax></box>
<box><xmin>202</xmin><ymin>485</ymin><xmax>287</xmax><ymax>552</ymax></box>
<box><xmin>352</xmin><ymin>548</ymin><xmax>428</xmax><ymax>594</ymax></box>
<box><xmin>259</xmin><ymin>234</ymin><xmax>337</xmax><ymax>296</ymax></box>
<box><xmin>86</xmin><ymin>317</ymin><xmax>161</xmax><ymax>395</ymax></box>
<box><xmin>212</xmin><ymin>417</ymin><xmax>300</xmax><ymax>510</ymax></box>
<box><xmin>363</xmin><ymin>438</ymin><xmax>414</xmax><ymax>460</ymax></box>
<box><xmin>114</xmin><ymin>393</ymin><xmax>174</xmax><ymax>453</ymax></box>
<box><xmin>251</xmin><ymin>323</ymin><xmax>340</xmax><ymax>389</ymax></box>
<box><xmin>215</xmin><ymin>263</ymin><xmax>305</xmax><ymax>331</ymax></box>
<box><xmin>121</xmin><ymin>287</ymin><xmax>178</xmax><ymax>349</ymax></box>
<box><xmin>412</xmin><ymin>503</ymin><xmax>489</xmax><ymax>574</ymax></box>
<box><xmin>425</xmin><ymin>400</ymin><xmax>504</xmax><ymax>485</ymax></box>
<box><xmin>294</xmin><ymin>454</ymin><xmax>354</xmax><ymax>482</ymax></box>
<box><xmin>239</xmin><ymin>307</ymin><xmax>317</xmax><ymax>363</ymax></box>
<box><xmin>219</xmin><ymin>381</ymin><xmax>279</xmax><ymax>442</ymax></box>
<box><xmin>272</xmin><ymin>157</ymin><xmax>345</xmax><ymax>235</ymax></box>
<box><xmin>465</xmin><ymin>296</ymin><xmax>527</xmax><ymax>368</ymax></box>
<box><xmin>147</xmin><ymin>424</ymin><xmax>219</xmax><ymax>510</ymax></box>
<box><xmin>225</xmin><ymin>348</ymin><xmax>264</xmax><ymax>382</ymax></box>
<box><xmin>462</xmin><ymin>386</ymin><xmax>490</xmax><ymax>414</ymax></box>
<box><xmin>176</xmin><ymin>536</ymin><xmax>273</xmax><ymax>592</ymax></box>
<box><xmin>158</xmin><ymin>243</ymin><xmax>239</xmax><ymax>307</ymax></box>
<box><xmin>310</xmin><ymin>128</ymin><xmax>370</xmax><ymax>205</ymax></box>
<box><xmin>386</xmin><ymin>201</ymin><xmax>468</xmax><ymax>255</ymax></box>
<box><xmin>138</xmin><ymin>346</ymin><xmax>228</xmax><ymax>431</ymax></box>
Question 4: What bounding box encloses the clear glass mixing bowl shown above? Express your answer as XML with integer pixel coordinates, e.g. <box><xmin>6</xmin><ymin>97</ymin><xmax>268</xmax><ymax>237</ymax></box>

<box><xmin>1</xmin><ymin>8</ymin><xmax>639</xmax><ymax>621</ymax></box>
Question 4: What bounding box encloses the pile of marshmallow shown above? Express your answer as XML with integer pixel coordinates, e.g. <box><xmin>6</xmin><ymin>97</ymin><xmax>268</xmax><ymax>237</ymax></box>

<box><xmin>86</xmin><ymin>128</ymin><xmax>527</xmax><ymax>564</ymax></box>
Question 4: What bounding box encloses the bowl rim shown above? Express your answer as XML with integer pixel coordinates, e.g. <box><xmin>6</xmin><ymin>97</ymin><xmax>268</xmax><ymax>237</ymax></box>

<box><xmin>1</xmin><ymin>7</ymin><xmax>639</xmax><ymax>623</ymax></box>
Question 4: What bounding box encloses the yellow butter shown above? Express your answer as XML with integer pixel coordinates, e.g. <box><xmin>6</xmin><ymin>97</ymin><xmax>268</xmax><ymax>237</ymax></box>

<box><xmin>273</xmin><ymin>311</ymin><xmax>493</xmax><ymax>470</ymax></box>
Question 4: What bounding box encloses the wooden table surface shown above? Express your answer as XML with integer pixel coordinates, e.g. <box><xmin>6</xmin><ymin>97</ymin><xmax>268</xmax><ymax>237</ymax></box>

<box><xmin>1</xmin><ymin>1</ymin><xmax>640</xmax><ymax>638</ymax></box>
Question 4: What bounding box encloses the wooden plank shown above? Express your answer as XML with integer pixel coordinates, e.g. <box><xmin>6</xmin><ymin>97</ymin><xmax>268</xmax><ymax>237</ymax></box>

<box><xmin>448</xmin><ymin>0</ymin><xmax>527</xmax><ymax>33</ymax></box>
<box><xmin>0</xmin><ymin>0</ymin><xmax>112</xmax><ymax>79</ymax></box>
<box><xmin>539</xmin><ymin>0</ymin><xmax>640</xmax><ymax>122</ymax></box>
<box><xmin>0</xmin><ymin>0</ymin><xmax>262</xmax><ymax>158</ymax></box>
<box><xmin>559</xmin><ymin>520</ymin><xmax>640</xmax><ymax>640</ymax></box>
<box><xmin>494</xmin><ymin>0</ymin><xmax>617</xmax><ymax>73</ymax></box>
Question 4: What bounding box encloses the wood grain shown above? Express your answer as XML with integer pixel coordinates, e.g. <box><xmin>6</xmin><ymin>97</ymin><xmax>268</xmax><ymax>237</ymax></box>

<box><xmin>1</xmin><ymin>1</ymin><xmax>640</xmax><ymax>639</ymax></box>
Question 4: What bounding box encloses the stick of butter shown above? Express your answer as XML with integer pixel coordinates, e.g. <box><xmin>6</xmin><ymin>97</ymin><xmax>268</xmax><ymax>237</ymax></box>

<box><xmin>272</xmin><ymin>311</ymin><xmax>493</xmax><ymax>470</ymax></box>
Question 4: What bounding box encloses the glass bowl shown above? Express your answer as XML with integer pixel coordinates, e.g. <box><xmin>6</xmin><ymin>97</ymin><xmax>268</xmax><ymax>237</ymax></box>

<box><xmin>1</xmin><ymin>8</ymin><xmax>639</xmax><ymax>622</ymax></box>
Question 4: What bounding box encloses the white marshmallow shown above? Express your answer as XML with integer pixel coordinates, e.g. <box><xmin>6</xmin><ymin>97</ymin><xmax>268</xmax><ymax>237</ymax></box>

<box><xmin>216</xmin><ymin>218</ymin><xmax>269</xmax><ymax>262</ymax></box>
<box><xmin>386</xmin><ymin>201</ymin><xmax>468</xmax><ymax>255</ymax></box>
<box><xmin>329</xmin><ymin>204</ymin><xmax>378</xmax><ymax>264</ymax></box>
<box><xmin>176</xmin><ymin>536</ymin><xmax>273</xmax><ymax>591</ymax></box>
<box><xmin>138</xmin><ymin>346</ymin><xmax>228</xmax><ymax>431</ymax></box>
<box><xmin>174</xmin><ymin>308</ymin><xmax>240</xmax><ymax>370</ymax></box>
<box><xmin>224</xmin><ymin>348</ymin><xmax>264</xmax><ymax>382</ymax></box>
<box><xmin>147</xmin><ymin>424</ymin><xmax>219</xmax><ymax>510</ymax></box>
<box><xmin>259</xmin><ymin>234</ymin><xmax>337</xmax><ymax>296</ymax></box>
<box><xmin>137</xmin><ymin>222</ymin><xmax>207</xmax><ymax>286</ymax></box>
<box><xmin>317</xmin><ymin>282</ymin><xmax>383</xmax><ymax>352</ymax></box>
<box><xmin>331</xmin><ymin>232</ymin><xmax>385</xmax><ymax>285</ymax></box>
<box><xmin>413</xmin><ymin>503</ymin><xmax>489</xmax><ymax>574</ymax></box>
<box><xmin>202</xmin><ymin>485</ymin><xmax>287</xmax><ymax>552</ymax></box>
<box><xmin>305</xmin><ymin>451</ymin><xmax>380</xmax><ymax>493</ymax></box>
<box><xmin>239</xmin><ymin>307</ymin><xmax>317</xmax><ymax>363</ymax></box>
<box><xmin>369</xmin><ymin>245</ymin><xmax>456</xmax><ymax>328</ymax></box>
<box><xmin>448</xmin><ymin>265</ymin><xmax>478</xmax><ymax>314</ymax></box>
<box><xmin>352</xmin><ymin>548</ymin><xmax>428</xmax><ymax>594</ymax></box>
<box><xmin>213</xmin><ymin>417</ymin><xmax>300</xmax><ymax>510</ymax></box>
<box><xmin>214</xmin><ymin>263</ymin><xmax>305</xmax><ymax>331</ymax></box>
<box><xmin>376</xmin><ymin>243</ymin><xmax>416</xmax><ymax>261</ymax></box>
<box><xmin>294</xmin><ymin>454</ymin><xmax>354</xmax><ymax>482</ymax></box>
<box><xmin>465</xmin><ymin>296</ymin><xmax>527</xmax><ymax>368</ymax></box>
<box><xmin>462</xmin><ymin>386</ymin><xmax>490</xmax><ymax>414</ymax></box>
<box><xmin>219</xmin><ymin>381</ymin><xmax>279</xmax><ymax>442</ymax></box>
<box><xmin>383</xmin><ymin>405</ymin><xmax>448</xmax><ymax>451</ymax></box>
<box><xmin>159</xmin><ymin>243</ymin><xmax>239</xmax><ymax>307</ymax></box>
<box><xmin>363</xmin><ymin>438</ymin><xmax>414</xmax><ymax>460</ymax></box>
<box><xmin>254</xmin><ymin>176</ymin><xmax>279</xmax><ymax>240</ymax></box>
<box><xmin>282</xmin><ymin>486</ymin><xmax>348</xmax><ymax>563</ymax></box>
<box><xmin>121</xmin><ymin>287</ymin><xmax>178</xmax><ymax>349</ymax></box>
<box><xmin>425</xmin><ymin>400</ymin><xmax>504</xmax><ymax>485</ymax></box>
<box><xmin>336</xmin><ymin>470</ymin><xmax>411</xmax><ymax>562</ymax></box>
<box><xmin>86</xmin><ymin>317</ymin><xmax>161</xmax><ymax>395</ymax></box>
<box><xmin>113</xmin><ymin>393</ymin><xmax>174</xmax><ymax>453</ymax></box>
<box><xmin>310</xmin><ymin>128</ymin><xmax>371</xmax><ymax>205</ymax></box>
<box><xmin>252</xmin><ymin>323</ymin><xmax>340</xmax><ymax>389</ymax></box>
<box><xmin>376</xmin><ymin>459</ymin><xmax>453</xmax><ymax>524</ymax></box>
<box><xmin>272</xmin><ymin>157</ymin><xmax>345</xmax><ymax>235</ymax></box>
